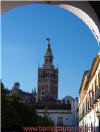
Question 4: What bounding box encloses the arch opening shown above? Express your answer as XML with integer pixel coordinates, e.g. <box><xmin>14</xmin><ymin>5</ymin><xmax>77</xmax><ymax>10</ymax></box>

<box><xmin>1</xmin><ymin>3</ymin><xmax>99</xmax><ymax>99</ymax></box>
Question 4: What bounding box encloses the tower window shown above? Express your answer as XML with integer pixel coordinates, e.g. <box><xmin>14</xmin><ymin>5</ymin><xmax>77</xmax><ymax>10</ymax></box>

<box><xmin>42</xmin><ymin>86</ymin><xmax>44</xmax><ymax>90</ymax></box>
<box><xmin>46</xmin><ymin>59</ymin><xmax>48</xmax><ymax>62</ymax></box>
<box><xmin>46</xmin><ymin>73</ymin><xmax>47</xmax><ymax>77</ymax></box>
<box><xmin>50</xmin><ymin>59</ymin><xmax>52</xmax><ymax>62</ymax></box>
<box><xmin>43</xmin><ymin>71</ymin><xmax>45</xmax><ymax>78</ymax></box>
<box><xmin>48</xmin><ymin>72</ymin><xmax>49</xmax><ymax>77</ymax></box>
<box><xmin>42</xmin><ymin>92</ymin><xmax>44</xmax><ymax>95</ymax></box>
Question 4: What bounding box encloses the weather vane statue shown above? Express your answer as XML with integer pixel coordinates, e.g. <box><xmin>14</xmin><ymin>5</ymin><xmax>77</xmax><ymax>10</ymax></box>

<box><xmin>46</xmin><ymin>38</ymin><xmax>50</xmax><ymax>44</ymax></box>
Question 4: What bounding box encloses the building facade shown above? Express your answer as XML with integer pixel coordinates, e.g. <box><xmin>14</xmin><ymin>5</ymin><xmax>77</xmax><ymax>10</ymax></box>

<box><xmin>37</xmin><ymin>95</ymin><xmax>78</xmax><ymax>131</ymax></box>
<box><xmin>79</xmin><ymin>53</ymin><xmax>100</xmax><ymax>132</ymax></box>
<box><xmin>37</xmin><ymin>109</ymin><xmax>72</xmax><ymax>126</ymax></box>
<box><xmin>37</xmin><ymin>41</ymin><xmax>58</xmax><ymax>102</ymax></box>
<box><xmin>62</xmin><ymin>95</ymin><xmax>79</xmax><ymax>126</ymax></box>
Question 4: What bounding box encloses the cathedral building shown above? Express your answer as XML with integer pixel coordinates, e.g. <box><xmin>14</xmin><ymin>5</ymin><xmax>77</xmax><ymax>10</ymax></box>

<box><xmin>37</xmin><ymin>39</ymin><xmax>58</xmax><ymax>102</ymax></box>
<box><xmin>5</xmin><ymin>82</ymin><xmax>37</xmax><ymax>104</ymax></box>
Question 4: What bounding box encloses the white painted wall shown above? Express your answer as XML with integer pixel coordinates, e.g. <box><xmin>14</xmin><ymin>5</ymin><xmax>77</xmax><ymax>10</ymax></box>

<box><xmin>37</xmin><ymin>109</ymin><xmax>75</xmax><ymax>126</ymax></box>
<box><xmin>36</xmin><ymin>96</ymin><xmax>78</xmax><ymax>128</ymax></box>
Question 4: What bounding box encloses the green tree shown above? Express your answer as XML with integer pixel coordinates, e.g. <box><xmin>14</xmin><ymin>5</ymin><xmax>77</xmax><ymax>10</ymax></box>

<box><xmin>1</xmin><ymin>82</ymin><xmax>54</xmax><ymax>131</ymax></box>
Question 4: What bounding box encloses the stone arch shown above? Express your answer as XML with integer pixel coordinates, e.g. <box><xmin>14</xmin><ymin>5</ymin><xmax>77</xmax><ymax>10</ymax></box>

<box><xmin>1</xmin><ymin>1</ymin><xmax>100</xmax><ymax>45</ymax></box>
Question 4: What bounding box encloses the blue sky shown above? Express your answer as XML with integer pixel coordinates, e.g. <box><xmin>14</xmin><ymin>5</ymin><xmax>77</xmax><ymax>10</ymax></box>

<box><xmin>1</xmin><ymin>4</ymin><xmax>99</xmax><ymax>99</ymax></box>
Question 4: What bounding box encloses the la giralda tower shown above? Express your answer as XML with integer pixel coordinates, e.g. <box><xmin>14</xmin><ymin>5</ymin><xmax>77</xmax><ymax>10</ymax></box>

<box><xmin>37</xmin><ymin>39</ymin><xmax>58</xmax><ymax>102</ymax></box>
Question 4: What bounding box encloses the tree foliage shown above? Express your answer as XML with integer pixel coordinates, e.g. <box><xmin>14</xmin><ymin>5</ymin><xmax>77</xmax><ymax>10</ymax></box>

<box><xmin>1</xmin><ymin>82</ymin><xmax>54</xmax><ymax>131</ymax></box>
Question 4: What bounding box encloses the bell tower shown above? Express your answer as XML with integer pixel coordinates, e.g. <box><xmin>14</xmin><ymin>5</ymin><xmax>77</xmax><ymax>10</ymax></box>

<box><xmin>37</xmin><ymin>39</ymin><xmax>58</xmax><ymax>102</ymax></box>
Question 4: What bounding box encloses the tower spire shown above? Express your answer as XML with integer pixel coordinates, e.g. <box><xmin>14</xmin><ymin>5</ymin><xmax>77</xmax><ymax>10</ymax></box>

<box><xmin>44</xmin><ymin>38</ymin><xmax>53</xmax><ymax>67</ymax></box>
<box><xmin>45</xmin><ymin>38</ymin><xmax>53</xmax><ymax>56</ymax></box>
